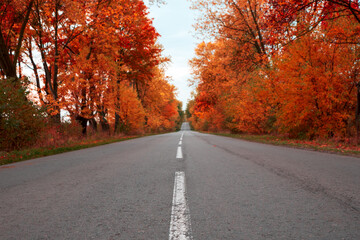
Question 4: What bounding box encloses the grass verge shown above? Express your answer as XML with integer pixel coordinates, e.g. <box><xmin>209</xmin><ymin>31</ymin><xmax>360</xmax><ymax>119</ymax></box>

<box><xmin>0</xmin><ymin>133</ymin><xmax>163</xmax><ymax>166</ymax></box>
<box><xmin>206</xmin><ymin>132</ymin><xmax>360</xmax><ymax>157</ymax></box>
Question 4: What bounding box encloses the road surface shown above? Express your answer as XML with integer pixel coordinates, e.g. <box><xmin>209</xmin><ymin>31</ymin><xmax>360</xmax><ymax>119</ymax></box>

<box><xmin>0</xmin><ymin>122</ymin><xmax>359</xmax><ymax>239</ymax></box>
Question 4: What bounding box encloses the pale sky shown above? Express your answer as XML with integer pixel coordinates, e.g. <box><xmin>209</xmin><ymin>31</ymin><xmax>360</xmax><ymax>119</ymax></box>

<box><xmin>147</xmin><ymin>1</ymin><xmax>198</xmax><ymax>110</ymax></box>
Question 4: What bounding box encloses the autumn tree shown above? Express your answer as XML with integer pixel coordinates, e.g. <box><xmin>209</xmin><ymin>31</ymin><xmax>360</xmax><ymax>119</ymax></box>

<box><xmin>176</xmin><ymin>102</ymin><xmax>185</xmax><ymax>130</ymax></box>
<box><xmin>266</xmin><ymin>15</ymin><xmax>360</xmax><ymax>139</ymax></box>
<box><xmin>0</xmin><ymin>0</ymin><xmax>47</xmax><ymax>151</ymax></box>
<box><xmin>23</xmin><ymin>0</ymin><xmax>165</xmax><ymax>135</ymax></box>
<box><xmin>141</xmin><ymin>67</ymin><xmax>179</xmax><ymax>132</ymax></box>
<box><xmin>1</xmin><ymin>0</ymin><xmax>182</xmax><ymax>150</ymax></box>
<box><xmin>191</xmin><ymin>0</ymin><xmax>269</xmax><ymax>65</ymax></box>
<box><xmin>189</xmin><ymin>0</ymin><xmax>272</xmax><ymax>132</ymax></box>
<box><xmin>0</xmin><ymin>0</ymin><xmax>34</xmax><ymax>80</ymax></box>
<box><xmin>189</xmin><ymin>0</ymin><xmax>360</xmax><ymax>140</ymax></box>
<box><xmin>23</xmin><ymin>0</ymin><xmax>88</xmax><ymax>122</ymax></box>
<box><xmin>266</xmin><ymin>0</ymin><xmax>360</xmax><ymax>138</ymax></box>
<box><xmin>189</xmin><ymin>39</ymin><xmax>269</xmax><ymax>132</ymax></box>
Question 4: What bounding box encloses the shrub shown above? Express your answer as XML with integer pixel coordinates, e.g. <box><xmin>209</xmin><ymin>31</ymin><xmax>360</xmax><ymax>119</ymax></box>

<box><xmin>0</xmin><ymin>78</ymin><xmax>44</xmax><ymax>151</ymax></box>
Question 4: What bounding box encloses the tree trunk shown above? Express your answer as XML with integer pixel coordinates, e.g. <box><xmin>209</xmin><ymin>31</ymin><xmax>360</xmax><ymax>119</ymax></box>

<box><xmin>76</xmin><ymin>115</ymin><xmax>88</xmax><ymax>136</ymax></box>
<box><xmin>89</xmin><ymin>118</ymin><xmax>98</xmax><ymax>132</ymax></box>
<box><xmin>99</xmin><ymin>110</ymin><xmax>110</xmax><ymax>133</ymax></box>
<box><xmin>0</xmin><ymin>30</ymin><xmax>17</xmax><ymax>79</ymax></box>
<box><xmin>51</xmin><ymin>112</ymin><xmax>61</xmax><ymax>124</ymax></box>
<box><xmin>114</xmin><ymin>112</ymin><xmax>120</xmax><ymax>133</ymax></box>
<box><xmin>0</xmin><ymin>0</ymin><xmax>34</xmax><ymax>79</ymax></box>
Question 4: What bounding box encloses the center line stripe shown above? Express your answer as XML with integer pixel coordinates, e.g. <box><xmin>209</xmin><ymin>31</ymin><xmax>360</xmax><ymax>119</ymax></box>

<box><xmin>169</xmin><ymin>172</ymin><xmax>193</xmax><ymax>240</ymax></box>
<box><xmin>176</xmin><ymin>146</ymin><xmax>183</xmax><ymax>159</ymax></box>
<box><xmin>179</xmin><ymin>140</ymin><xmax>182</xmax><ymax>145</ymax></box>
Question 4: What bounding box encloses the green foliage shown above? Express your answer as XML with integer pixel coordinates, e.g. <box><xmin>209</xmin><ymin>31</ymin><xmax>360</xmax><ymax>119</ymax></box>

<box><xmin>186</xmin><ymin>99</ymin><xmax>194</xmax><ymax>119</ymax></box>
<box><xmin>175</xmin><ymin>102</ymin><xmax>185</xmax><ymax>131</ymax></box>
<box><xmin>0</xmin><ymin>78</ymin><xmax>44</xmax><ymax>151</ymax></box>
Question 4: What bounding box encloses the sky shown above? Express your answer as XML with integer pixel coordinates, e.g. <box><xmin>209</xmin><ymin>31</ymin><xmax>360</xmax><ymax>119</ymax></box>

<box><xmin>147</xmin><ymin>1</ymin><xmax>198</xmax><ymax>110</ymax></box>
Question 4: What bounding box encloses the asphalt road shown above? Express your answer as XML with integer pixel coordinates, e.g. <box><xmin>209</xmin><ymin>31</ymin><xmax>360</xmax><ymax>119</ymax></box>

<box><xmin>0</xmin><ymin>122</ymin><xmax>359</xmax><ymax>239</ymax></box>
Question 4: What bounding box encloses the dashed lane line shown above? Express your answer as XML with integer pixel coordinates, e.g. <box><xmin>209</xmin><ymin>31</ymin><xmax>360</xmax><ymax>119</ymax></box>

<box><xmin>176</xmin><ymin>146</ymin><xmax>183</xmax><ymax>159</ymax></box>
<box><xmin>169</xmin><ymin>171</ymin><xmax>193</xmax><ymax>240</ymax></box>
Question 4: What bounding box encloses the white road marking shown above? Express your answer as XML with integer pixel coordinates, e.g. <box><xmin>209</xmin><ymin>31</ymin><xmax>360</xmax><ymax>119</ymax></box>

<box><xmin>180</xmin><ymin>132</ymin><xmax>184</xmax><ymax>141</ymax></box>
<box><xmin>179</xmin><ymin>140</ymin><xmax>182</xmax><ymax>145</ymax></box>
<box><xmin>169</xmin><ymin>172</ymin><xmax>193</xmax><ymax>240</ymax></box>
<box><xmin>176</xmin><ymin>146</ymin><xmax>183</xmax><ymax>159</ymax></box>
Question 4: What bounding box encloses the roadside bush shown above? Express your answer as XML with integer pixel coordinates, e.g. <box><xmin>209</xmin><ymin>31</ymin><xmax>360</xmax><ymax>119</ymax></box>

<box><xmin>0</xmin><ymin>78</ymin><xmax>45</xmax><ymax>151</ymax></box>
<box><xmin>34</xmin><ymin>121</ymin><xmax>83</xmax><ymax>149</ymax></box>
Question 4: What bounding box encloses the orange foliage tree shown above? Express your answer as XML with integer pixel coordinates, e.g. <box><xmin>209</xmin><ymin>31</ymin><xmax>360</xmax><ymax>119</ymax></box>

<box><xmin>0</xmin><ymin>0</ymin><xmax>34</xmax><ymax>80</ymax></box>
<box><xmin>188</xmin><ymin>0</ymin><xmax>360</xmax><ymax>140</ymax></box>
<box><xmin>268</xmin><ymin>16</ymin><xmax>359</xmax><ymax>138</ymax></box>
<box><xmin>141</xmin><ymin>67</ymin><xmax>180</xmax><ymax>132</ymax></box>
<box><xmin>1</xmin><ymin>0</ymin><xmax>181</xmax><ymax>147</ymax></box>
<box><xmin>188</xmin><ymin>0</ymin><xmax>271</xmax><ymax>133</ymax></box>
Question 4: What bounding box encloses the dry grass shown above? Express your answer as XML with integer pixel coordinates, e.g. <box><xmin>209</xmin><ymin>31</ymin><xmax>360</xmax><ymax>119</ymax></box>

<box><xmin>0</xmin><ymin>122</ymin><xmax>168</xmax><ymax>166</ymax></box>
<box><xmin>208</xmin><ymin>132</ymin><xmax>360</xmax><ymax>157</ymax></box>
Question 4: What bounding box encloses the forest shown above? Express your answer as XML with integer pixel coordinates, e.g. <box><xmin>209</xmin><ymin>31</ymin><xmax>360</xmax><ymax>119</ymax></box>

<box><xmin>187</xmin><ymin>0</ymin><xmax>360</xmax><ymax>142</ymax></box>
<box><xmin>0</xmin><ymin>0</ymin><xmax>183</xmax><ymax>152</ymax></box>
